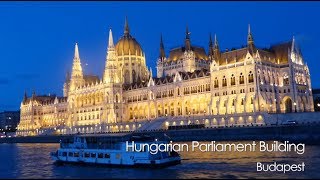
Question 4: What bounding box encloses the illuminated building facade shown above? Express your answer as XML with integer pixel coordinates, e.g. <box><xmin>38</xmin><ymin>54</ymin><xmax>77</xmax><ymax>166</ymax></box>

<box><xmin>17</xmin><ymin>19</ymin><xmax>314</xmax><ymax>136</ymax></box>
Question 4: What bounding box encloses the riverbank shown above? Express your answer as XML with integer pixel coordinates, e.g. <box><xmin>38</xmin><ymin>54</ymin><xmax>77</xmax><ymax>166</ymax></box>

<box><xmin>1</xmin><ymin>122</ymin><xmax>320</xmax><ymax>144</ymax></box>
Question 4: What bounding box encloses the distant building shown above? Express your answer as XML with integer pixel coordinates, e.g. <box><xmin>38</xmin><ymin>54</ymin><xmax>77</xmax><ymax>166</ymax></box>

<box><xmin>312</xmin><ymin>89</ymin><xmax>320</xmax><ymax>111</ymax></box>
<box><xmin>17</xmin><ymin>18</ymin><xmax>314</xmax><ymax>136</ymax></box>
<box><xmin>0</xmin><ymin>111</ymin><xmax>20</xmax><ymax>131</ymax></box>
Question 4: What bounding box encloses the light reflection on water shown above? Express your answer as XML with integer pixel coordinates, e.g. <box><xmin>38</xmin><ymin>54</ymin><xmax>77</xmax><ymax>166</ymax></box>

<box><xmin>0</xmin><ymin>141</ymin><xmax>319</xmax><ymax>179</ymax></box>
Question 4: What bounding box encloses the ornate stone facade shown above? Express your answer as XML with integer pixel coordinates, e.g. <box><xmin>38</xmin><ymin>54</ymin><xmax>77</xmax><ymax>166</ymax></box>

<box><xmin>17</xmin><ymin>21</ymin><xmax>314</xmax><ymax>136</ymax></box>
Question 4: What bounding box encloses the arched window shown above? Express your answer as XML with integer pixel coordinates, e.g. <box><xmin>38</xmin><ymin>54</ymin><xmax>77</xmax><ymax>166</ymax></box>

<box><xmin>283</xmin><ymin>75</ymin><xmax>289</xmax><ymax>85</ymax></box>
<box><xmin>232</xmin><ymin>99</ymin><xmax>236</xmax><ymax>106</ymax></box>
<box><xmin>239</xmin><ymin>73</ymin><xmax>244</xmax><ymax>84</ymax></box>
<box><xmin>250</xmin><ymin>97</ymin><xmax>254</xmax><ymax>104</ymax></box>
<box><xmin>248</xmin><ymin>71</ymin><xmax>254</xmax><ymax>83</ymax></box>
<box><xmin>222</xmin><ymin>76</ymin><xmax>227</xmax><ymax>87</ymax></box>
<box><xmin>241</xmin><ymin>98</ymin><xmax>244</xmax><ymax>105</ymax></box>
<box><xmin>214</xmin><ymin>77</ymin><xmax>219</xmax><ymax>88</ymax></box>
<box><xmin>132</xmin><ymin>70</ymin><xmax>136</xmax><ymax>83</ymax></box>
<box><xmin>124</xmin><ymin>70</ymin><xmax>130</xmax><ymax>84</ymax></box>
<box><xmin>231</xmin><ymin>74</ymin><xmax>236</xmax><ymax>86</ymax></box>
<box><xmin>115</xmin><ymin>94</ymin><xmax>119</xmax><ymax>103</ymax></box>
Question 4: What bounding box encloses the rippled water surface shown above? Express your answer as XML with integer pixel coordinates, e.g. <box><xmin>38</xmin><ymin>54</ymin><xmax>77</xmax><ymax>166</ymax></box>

<box><xmin>0</xmin><ymin>142</ymin><xmax>319</xmax><ymax>179</ymax></box>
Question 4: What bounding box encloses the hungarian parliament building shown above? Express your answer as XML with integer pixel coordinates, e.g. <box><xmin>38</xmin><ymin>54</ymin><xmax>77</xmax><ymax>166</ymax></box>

<box><xmin>17</xmin><ymin>18</ymin><xmax>314</xmax><ymax>136</ymax></box>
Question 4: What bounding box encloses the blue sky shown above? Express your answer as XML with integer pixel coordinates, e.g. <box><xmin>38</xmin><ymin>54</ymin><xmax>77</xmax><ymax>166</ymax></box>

<box><xmin>0</xmin><ymin>1</ymin><xmax>320</xmax><ymax>111</ymax></box>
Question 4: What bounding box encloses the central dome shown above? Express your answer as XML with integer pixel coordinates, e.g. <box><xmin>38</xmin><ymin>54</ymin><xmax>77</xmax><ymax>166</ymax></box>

<box><xmin>115</xmin><ymin>34</ymin><xmax>143</xmax><ymax>56</ymax></box>
<box><xmin>115</xmin><ymin>18</ymin><xmax>143</xmax><ymax>56</ymax></box>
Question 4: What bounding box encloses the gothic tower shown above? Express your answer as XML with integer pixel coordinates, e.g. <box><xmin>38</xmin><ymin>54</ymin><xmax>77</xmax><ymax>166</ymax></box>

<box><xmin>156</xmin><ymin>34</ymin><xmax>166</xmax><ymax>78</ymax></box>
<box><xmin>102</xmin><ymin>28</ymin><xmax>124</xmax><ymax>124</ymax></box>
<box><xmin>103</xmin><ymin>29</ymin><xmax>119</xmax><ymax>83</ymax></box>
<box><xmin>208</xmin><ymin>33</ymin><xmax>220</xmax><ymax>64</ymax></box>
<box><xmin>183</xmin><ymin>25</ymin><xmax>196</xmax><ymax>72</ymax></box>
<box><xmin>247</xmin><ymin>24</ymin><xmax>255</xmax><ymax>54</ymax></box>
<box><xmin>69</xmin><ymin>43</ymin><xmax>84</xmax><ymax>91</ymax></box>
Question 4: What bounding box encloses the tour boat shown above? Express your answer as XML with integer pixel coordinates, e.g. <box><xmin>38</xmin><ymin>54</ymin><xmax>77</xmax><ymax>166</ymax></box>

<box><xmin>50</xmin><ymin>134</ymin><xmax>181</xmax><ymax>168</ymax></box>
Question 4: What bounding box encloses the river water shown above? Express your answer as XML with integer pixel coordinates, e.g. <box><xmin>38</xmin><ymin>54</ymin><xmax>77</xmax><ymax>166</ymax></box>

<box><xmin>0</xmin><ymin>141</ymin><xmax>319</xmax><ymax>179</ymax></box>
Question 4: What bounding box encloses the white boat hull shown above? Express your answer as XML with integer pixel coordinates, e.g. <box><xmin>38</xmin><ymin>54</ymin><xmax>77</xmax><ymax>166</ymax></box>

<box><xmin>50</xmin><ymin>149</ymin><xmax>181</xmax><ymax>168</ymax></box>
<box><xmin>51</xmin><ymin>135</ymin><xmax>181</xmax><ymax>168</ymax></box>
<box><xmin>51</xmin><ymin>154</ymin><xmax>180</xmax><ymax>168</ymax></box>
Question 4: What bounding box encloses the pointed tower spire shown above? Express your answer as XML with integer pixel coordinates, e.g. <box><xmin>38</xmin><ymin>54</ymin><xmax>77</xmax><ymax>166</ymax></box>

<box><xmin>247</xmin><ymin>24</ymin><xmax>253</xmax><ymax>44</ymax></box>
<box><xmin>32</xmin><ymin>90</ymin><xmax>36</xmax><ymax>98</ymax></box>
<box><xmin>214</xmin><ymin>34</ymin><xmax>219</xmax><ymax>48</ymax></box>
<box><xmin>185</xmin><ymin>25</ymin><xmax>191</xmax><ymax>51</ymax></box>
<box><xmin>74</xmin><ymin>42</ymin><xmax>80</xmax><ymax>59</ymax></box>
<box><xmin>291</xmin><ymin>36</ymin><xmax>295</xmax><ymax>53</ymax></box>
<box><xmin>159</xmin><ymin>34</ymin><xmax>166</xmax><ymax>59</ymax></box>
<box><xmin>209</xmin><ymin>33</ymin><xmax>213</xmax><ymax>48</ymax></box>
<box><xmin>23</xmin><ymin>90</ymin><xmax>27</xmax><ymax>102</ymax></box>
<box><xmin>108</xmin><ymin>28</ymin><xmax>114</xmax><ymax>49</ymax></box>
<box><xmin>213</xmin><ymin>33</ymin><xmax>220</xmax><ymax>61</ymax></box>
<box><xmin>71</xmin><ymin>43</ymin><xmax>83</xmax><ymax>78</ymax></box>
<box><xmin>104</xmin><ymin>28</ymin><xmax>118</xmax><ymax>83</ymax></box>
<box><xmin>247</xmin><ymin>24</ymin><xmax>255</xmax><ymax>54</ymax></box>
<box><xmin>186</xmin><ymin>25</ymin><xmax>190</xmax><ymax>39</ymax></box>
<box><xmin>70</xmin><ymin>42</ymin><xmax>84</xmax><ymax>90</ymax></box>
<box><xmin>209</xmin><ymin>33</ymin><xmax>214</xmax><ymax>58</ymax></box>
<box><xmin>124</xmin><ymin>16</ymin><xmax>130</xmax><ymax>36</ymax></box>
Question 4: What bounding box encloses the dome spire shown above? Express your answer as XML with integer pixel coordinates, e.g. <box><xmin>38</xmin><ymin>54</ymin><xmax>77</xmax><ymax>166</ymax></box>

<box><xmin>124</xmin><ymin>16</ymin><xmax>130</xmax><ymax>36</ymax></box>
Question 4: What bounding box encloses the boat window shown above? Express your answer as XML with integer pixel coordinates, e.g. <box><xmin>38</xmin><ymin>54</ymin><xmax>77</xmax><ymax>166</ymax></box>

<box><xmin>98</xmin><ymin>153</ymin><xmax>103</xmax><ymax>158</ymax></box>
<box><xmin>62</xmin><ymin>152</ymin><xmax>67</xmax><ymax>157</ymax></box>
<box><xmin>84</xmin><ymin>152</ymin><xmax>90</xmax><ymax>158</ymax></box>
<box><xmin>104</xmin><ymin>154</ymin><xmax>110</xmax><ymax>158</ymax></box>
<box><xmin>74</xmin><ymin>152</ymin><xmax>80</xmax><ymax>157</ymax></box>
<box><xmin>91</xmin><ymin>153</ymin><xmax>96</xmax><ymax>158</ymax></box>
<box><xmin>68</xmin><ymin>152</ymin><xmax>73</xmax><ymax>157</ymax></box>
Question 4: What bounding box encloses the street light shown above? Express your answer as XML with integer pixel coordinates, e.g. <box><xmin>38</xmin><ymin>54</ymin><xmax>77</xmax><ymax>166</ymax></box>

<box><xmin>294</xmin><ymin>102</ymin><xmax>297</xmax><ymax>112</ymax></box>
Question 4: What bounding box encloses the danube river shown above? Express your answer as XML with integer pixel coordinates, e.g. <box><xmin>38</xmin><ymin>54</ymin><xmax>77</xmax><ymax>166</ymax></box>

<box><xmin>0</xmin><ymin>141</ymin><xmax>319</xmax><ymax>179</ymax></box>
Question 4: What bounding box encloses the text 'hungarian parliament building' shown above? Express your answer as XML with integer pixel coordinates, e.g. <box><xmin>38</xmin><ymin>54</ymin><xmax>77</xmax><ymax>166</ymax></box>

<box><xmin>17</xmin><ymin>18</ymin><xmax>314</xmax><ymax>136</ymax></box>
